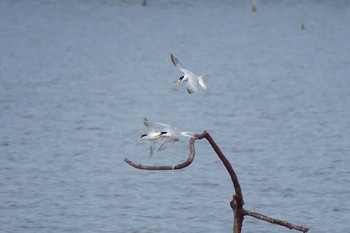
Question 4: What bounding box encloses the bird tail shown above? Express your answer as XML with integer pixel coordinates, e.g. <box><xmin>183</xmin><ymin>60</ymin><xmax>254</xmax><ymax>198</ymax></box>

<box><xmin>181</xmin><ymin>132</ymin><xmax>195</xmax><ymax>138</ymax></box>
<box><xmin>198</xmin><ymin>76</ymin><xmax>207</xmax><ymax>91</ymax></box>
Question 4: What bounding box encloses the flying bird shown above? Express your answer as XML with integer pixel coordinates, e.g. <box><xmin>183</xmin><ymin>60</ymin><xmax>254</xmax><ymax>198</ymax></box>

<box><xmin>138</xmin><ymin>118</ymin><xmax>166</xmax><ymax>157</ymax></box>
<box><xmin>146</xmin><ymin>119</ymin><xmax>194</xmax><ymax>152</ymax></box>
<box><xmin>171</xmin><ymin>53</ymin><xmax>207</xmax><ymax>94</ymax></box>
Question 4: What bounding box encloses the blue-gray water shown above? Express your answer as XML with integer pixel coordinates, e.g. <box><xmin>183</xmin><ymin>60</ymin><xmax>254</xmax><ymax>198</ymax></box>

<box><xmin>1</xmin><ymin>0</ymin><xmax>349</xmax><ymax>232</ymax></box>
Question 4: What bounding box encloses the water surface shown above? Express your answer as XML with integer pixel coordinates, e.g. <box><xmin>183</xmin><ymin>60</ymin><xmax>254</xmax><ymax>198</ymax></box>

<box><xmin>1</xmin><ymin>1</ymin><xmax>349</xmax><ymax>232</ymax></box>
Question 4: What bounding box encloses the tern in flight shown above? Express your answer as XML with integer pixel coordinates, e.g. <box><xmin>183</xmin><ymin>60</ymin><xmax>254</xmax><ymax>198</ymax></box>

<box><xmin>146</xmin><ymin>119</ymin><xmax>194</xmax><ymax>152</ymax></box>
<box><xmin>171</xmin><ymin>53</ymin><xmax>207</xmax><ymax>94</ymax></box>
<box><xmin>138</xmin><ymin>118</ymin><xmax>166</xmax><ymax>157</ymax></box>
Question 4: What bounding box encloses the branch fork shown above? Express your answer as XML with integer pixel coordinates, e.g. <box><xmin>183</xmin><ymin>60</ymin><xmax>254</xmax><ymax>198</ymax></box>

<box><xmin>124</xmin><ymin>131</ymin><xmax>309</xmax><ymax>233</ymax></box>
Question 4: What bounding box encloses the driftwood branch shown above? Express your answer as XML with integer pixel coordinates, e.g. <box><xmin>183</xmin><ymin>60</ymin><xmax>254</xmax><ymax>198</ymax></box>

<box><xmin>124</xmin><ymin>131</ymin><xmax>309</xmax><ymax>233</ymax></box>
<box><xmin>197</xmin><ymin>132</ymin><xmax>245</xmax><ymax>233</ymax></box>
<box><xmin>242</xmin><ymin>209</ymin><xmax>309</xmax><ymax>232</ymax></box>
<box><xmin>124</xmin><ymin>137</ymin><xmax>196</xmax><ymax>170</ymax></box>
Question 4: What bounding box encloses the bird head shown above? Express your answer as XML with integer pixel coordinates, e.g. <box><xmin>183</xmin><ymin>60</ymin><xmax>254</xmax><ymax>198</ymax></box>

<box><xmin>176</xmin><ymin>76</ymin><xmax>184</xmax><ymax>86</ymax></box>
<box><xmin>137</xmin><ymin>134</ymin><xmax>148</xmax><ymax>142</ymax></box>
<box><xmin>160</xmin><ymin>131</ymin><xmax>168</xmax><ymax>137</ymax></box>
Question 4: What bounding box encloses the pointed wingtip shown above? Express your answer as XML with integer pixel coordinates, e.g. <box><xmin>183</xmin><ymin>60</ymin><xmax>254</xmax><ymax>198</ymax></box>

<box><xmin>143</xmin><ymin>117</ymin><xmax>148</xmax><ymax>126</ymax></box>
<box><xmin>170</xmin><ymin>53</ymin><xmax>176</xmax><ymax>66</ymax></box>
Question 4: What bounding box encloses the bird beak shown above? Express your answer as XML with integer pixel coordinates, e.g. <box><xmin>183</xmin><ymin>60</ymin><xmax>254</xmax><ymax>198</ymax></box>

<box><xmin>176</xmin><ymin>80</ymin><xmax>181</xmax><ymax>86</ymax></box>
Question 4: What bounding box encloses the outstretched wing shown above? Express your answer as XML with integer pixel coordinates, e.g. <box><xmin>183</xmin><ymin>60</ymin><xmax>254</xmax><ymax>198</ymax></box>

<box><xmin>149</xmin><ymin>139</ymin><xmax>157</xmax><ymax>157</ymax></box>
<box><xmin>158</xmin><ymin>136</ymin><xmax>179</xmax><ymax>152</ymax></box>
<box><xmin>143</xmin><ymin>118</ymin><xmax>159</xmax><ymax>133</ymax></box>
<box><xmin>171</xmin><ymin>53</ymin><xmax>193</xmax><ymax>75</ymax></box>
<box><xmin>146</xmin><ymin>120</ymin><xmax>170</xmax><ymax>132</ymax></box>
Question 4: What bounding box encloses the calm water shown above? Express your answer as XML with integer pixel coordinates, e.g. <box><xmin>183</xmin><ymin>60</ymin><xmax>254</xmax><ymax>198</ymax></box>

<box><xmin>1</xmin><ymin>0</ymin><xmax>350</xmax><ymax>232</ymax></box>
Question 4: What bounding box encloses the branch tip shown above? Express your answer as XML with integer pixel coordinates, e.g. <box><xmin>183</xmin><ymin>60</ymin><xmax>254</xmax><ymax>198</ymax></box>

<box><xmin>125</xmin><ymin>131</ymin><xmax>309</xmax><ymax>232</ymax></box>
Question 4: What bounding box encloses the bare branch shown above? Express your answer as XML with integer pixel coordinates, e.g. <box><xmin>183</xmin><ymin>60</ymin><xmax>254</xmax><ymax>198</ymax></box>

<box><xmin>243</xmin><ymin>209</ymin><xmax>309</xmax><ymax>232</ymax></box>
<box><xmin>197</xmin><ymin>131</ymin><xmax>245</xmax><ymax>233</ymax></box>
<box><xmin>124</xmin><ymin>130</ymin><xmax>309</xmax><ymax>233</ymax></box>
<box><xmin>201</xmin><ymin>132</ymin><xmax>244</xmax><ymax>206</ymax></box>
<box><xmin>124</xmin><ymin>137</ymin><xmax>197</xmax><ymax>170</ymax></box>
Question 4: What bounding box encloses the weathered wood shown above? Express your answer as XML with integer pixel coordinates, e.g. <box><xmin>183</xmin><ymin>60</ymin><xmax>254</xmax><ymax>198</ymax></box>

<box><xmin>124</xmin><ymin>131</ymin><xmax>309</xmax><ymax>233</ymax></box>
<box><xmin>124</xmin><ymin>137</ymin><xmax>196</xmax><ymax>170</ymax></box>
<box><xmin>243</xmin><ymin>209</ymin><xmax>309</xmax><ymax>232</ymax></box>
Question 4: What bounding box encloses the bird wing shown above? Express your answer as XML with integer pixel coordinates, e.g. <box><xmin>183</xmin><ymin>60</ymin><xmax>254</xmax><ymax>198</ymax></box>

<box><xmin>149</xmin><ymin>144</ymin><xmax>153</xmax><ymax>157</ymax></box>
<box><xmin>146</xmin><ymin>120</ymin><xmax>170</xmax><ymax>131</ymax></box>
<box><xmin>158</xmin><ymin>135</ymin><xmax>179</xmax><ymax>152</ymax></box>
<box><xmin>170</xmin><ymin>53</ymin><xmax>194</xmax><ymax>75</ymax></box>
<box><xmin>143</xmin><ymin>118</ymin><xmax>159</xmax><ymax>133</ymax></box>
<box><xmin>149</xmin><ymin>139</ymin><xmax>157</xmax><ymax>157</ymax></box>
